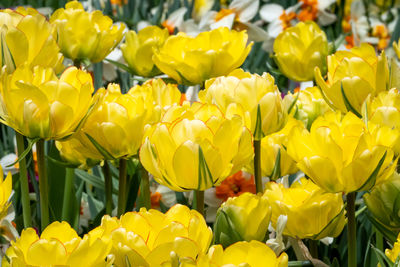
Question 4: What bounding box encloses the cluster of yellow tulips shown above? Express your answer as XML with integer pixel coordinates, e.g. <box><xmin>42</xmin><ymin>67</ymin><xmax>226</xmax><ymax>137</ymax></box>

<box><xmin>1</xmin><ymin>0</ymin><xmax>400</xmax><ymax>266</ymax></box>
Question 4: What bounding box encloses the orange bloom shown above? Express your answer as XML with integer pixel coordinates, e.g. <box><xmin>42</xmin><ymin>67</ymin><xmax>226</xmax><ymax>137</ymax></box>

<box><xmin>298</xmin><ymin>0</ymin><xmax>319</xmax><ymax>22</ymax></box>
<box><xmin>279</xmin><ymin>11</ymin><xmax>297</xmax><ymax>30</ymax></box>
<box><xmin>215</xmin><ymin>171</ymin><xmax>256</xmax><ymax>202</ymax></box>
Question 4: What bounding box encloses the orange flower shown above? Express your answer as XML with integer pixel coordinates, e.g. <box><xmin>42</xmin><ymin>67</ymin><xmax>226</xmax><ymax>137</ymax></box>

<box><xmin>279</xmin><ymin>11</ymin><xmax>297</xmax><ymax>30</ymax></box>
<box><xmin>151</xmin><ymin>192</ymin><xmax>162</xmax><ymax>208</ymax></box>
<box><xmin>215</xmin><ymin>171</ymin><xmax>256</xmax><ymax>202</ymax></box>
<box><xmin>298</xmin><ymin>0</ymin><xmax>319</xmax><ymax>22</ymax></box>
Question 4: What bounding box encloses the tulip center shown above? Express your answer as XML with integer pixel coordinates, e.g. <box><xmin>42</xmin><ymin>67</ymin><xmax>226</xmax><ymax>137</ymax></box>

<box><xmin>298</xmin><ymin>0</ymin><xmax>319</xmax><ymax>22</ymax></box>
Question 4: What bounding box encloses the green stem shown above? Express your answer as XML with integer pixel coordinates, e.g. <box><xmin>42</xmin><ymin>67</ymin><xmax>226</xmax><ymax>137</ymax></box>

<box><xmin>140</xmin><ymin>165</ymin><xmax>151</xmax><ymax>210</ymax></box>
<box><xmin>347</xmin><ymin>192</ymin><xmax>357</xmax><ymax>267</ymax></box>
<box><xmin>117</xmin><ymin>159</ymin><xmax>127</xmax><ymax>217</ymax></box>
<box><xmin>102</xmin><ymin>161</ymin><xmax>112</xmax><ymax>215</ymax></box>
<box><xmin>15</xmin><ymin>133</ymin><xmax>32</xmax><ymax>228</ymax></box>
<box><xmin>195</xmin><ymin>190</ymin><xmax>204</xmax><ymax>216</ymax></box>
<box><xmin>61</xmin><ymin>168</ymin><xmax>75</xmax><ymax>222</ymax></box>
<box><xmin>254</xmin><ymin>140</ymin><xmax>262</xmax><ymax>193</ymax></box>
<box><xmin>288</xmin><ymin>261</ymin><xmax>313</xmax><ymax>267</ymax></box>
<box><xmin>288</xmin><ymin>237</ymin><xmax>307</xmax><ymax>261</ymax></box>
<box><xmin>73</xmin><ymin>59</ymin><xmax>81</xmax><ymax>68</ymax></box>
<box><xmin>309</xmin><ymin>240</ymin><xmax>318</xmax><ymax>259</ymax></box>
<box><xmin>375</xmin><ymin>227</ymin><xmax>383</xmax><ymax>252</ymax></box>
<box><xmin>37</xmin><ymin>139</ymin><xmax>49</xmax><ymax>231</ymax></box>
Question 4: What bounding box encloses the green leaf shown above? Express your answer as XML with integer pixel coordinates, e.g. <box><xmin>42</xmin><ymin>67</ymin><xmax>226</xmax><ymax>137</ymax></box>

<box><xmin>371</xmin><ymin>245</ymin><xmax>394</xmax><ymax>267</ymax></box>
<box><xmin>355</xmin><ymin>151</ymin><xmax>387</xmax><ymax>192</ymax></box>
<box><xmin>85</xmin><ymin>133</ymin><xmax>115</xmax><ymax>160</ymax></box>
<box><xmin>287</xmin><ymin>91</ymin><xmax>300</xmax><ymax>115</ymax></box>
<box><xmin>7</xmin><ymin>138</ymin><xmax>40</xmax><ymax>167</ymax></box>
<box><xmin>341</xmin><ymin>82</ymin><xmax>362</xmax><ymax>118</ymax></box>
<box><xmin>75</xmin><ymin>169</ymin><xmax>118</xmax><ymax>194</ymax></box>
<box><xmin>105</xmin><ymin>58</ymin><xmax>133</xmax><ymax>74</ymax></box>
<box><xmin>125</xmin><ymin>256</ymin><xmax>132</xmax><ymax>267</ymax></box>
<box><xmin>46</xmin><ymin>156</ymin><xmax>78</xmax><ymax>168</ymax></box>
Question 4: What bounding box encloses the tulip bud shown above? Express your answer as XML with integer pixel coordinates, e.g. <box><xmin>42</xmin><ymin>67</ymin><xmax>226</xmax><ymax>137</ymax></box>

<box><xmin>214</xmin><ymin>192</ymin><xmax>271</xmax><ymax>248</ymax></box>
<box><xmin>153</xmin><ymin>27</ymin><xmax>252</xmax><ymax>85</ymax></box>
<box><xmin>264</xmin><ymin>178</ymin><xmax>346</xmax><ymax>240</ymax></box>
<box><xmin>121</xmin><ymin>26</ymin><xmax>169</xmax><ymax>77</ymax></box>
<box><xmin>315</xmin><ymin>43</ymin><xmax>389</xmax><ymax>115</ymax></box>
<box><xmin>363</xmin><ymin>172</ymin><xmax>400</xmax><ymax>242</ymax></box>
<box><xmin>273</xmin><ymin>21</ymin><xmax>328</xmax><ymax>82</ymax></box>
<box><xmin>50</xmin><ymin>1</ymin><xmax>125</xmax><ymax>63</ymax></box>
<box><xmin>200</xmin><ymin>68</ymin><xmax>287</xmax><ymax>140</ymax></box>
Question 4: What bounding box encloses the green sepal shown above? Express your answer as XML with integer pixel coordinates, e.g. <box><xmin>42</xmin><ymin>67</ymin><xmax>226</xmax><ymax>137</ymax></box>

<box><xmin>6</xmin><ymin>137</ymin><xmax>40</xmax><ymax>167</ymax></box>
<box><xmin>253</xmin><ymin>104</ymin><xmax>264</xmax><ymax>141</ymax></box>
<box><xmin>270</xmin><ymin>148</ymin><xmax>281</xmax><ymax>181</ymax></box>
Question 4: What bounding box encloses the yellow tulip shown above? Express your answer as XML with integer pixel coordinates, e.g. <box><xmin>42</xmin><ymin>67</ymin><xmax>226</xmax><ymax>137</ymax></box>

<box><xmin>55</xmin><ymin>131</ymin><xmax>102</xmax><ymax>169</ymax></box>
<box><xmin>214</xmin><ymin>192</ymin><xmax>271</xmax><ymax>247</ymax></box>
<box><xmin>263</xmin><ymin>178</ymin><xmax>346</xmax><ymax>239</ymax></box>
<box><xmin>50</xmin><ymin>1</ymin><xmax>125</xmax><ymax>63</ymax></box>
<box><xmin>283</xmin><ymin>87</ymin><xmax>333</xmax><ymax>129</ymax></box>
<box><xmin>363</xmin><ymin>172</ymin><xmax>400</xmax><ymax>241</ymax></box>
<box><xmin>130</xmin><ymin>78</ymin><xmax>182</xmax><ymax>123</ymax></box>
<box><xmin>385</xmin><ymin>233</ymin><xmax>400</xmax><ymax>263</ymax></box>
<box><xmin>140</xmin><ymin>101</ymin><xmax>253</xmax><ymax>191</ymax></box>
<box><xmin>287</xmin><ymin>111</ymin><xmax>397</xmax><ymax>193</ymax></box>
<box><xmin>0</xmin><ymin>7</ymin><xmax>64</xmax><ymax>73</ymax></box>
<box><xmin>153</xmin><ymin>27</ymin><xmax>252</xmax><ymax>85</ymax></box>
<box><xmin>207</xmin><ymin>241</ymin><xmax>288</xmax><ymax>267</ymax></box>
<box><xmin>3</xmin><ymin>221</ymin><xmax>112</xmax><ymax>267</ymax></box>
<box><xmin>246</xmin><ymin>117</ymin><xmax>301</xmax><ymax>178</ymax></box>
<box><xmin>315</xmin><ymin>43</ymin><xmax>389</xmax><ymax>115</ymax></box>
<box><xmin>90</xmin><ymin>204</ymin><xmax>212</xmax><ymax>267</ymax></box>
<box><xmin>273</xmin><ymin>21</ymin><xmax>328</xmax><ymax>82</ymax></box>
<box><xmin>362</xmin><ymin>88</ymin><xmax>400</xmax><ymax>154</ymax></box>
<box><xmin>199</xmin><ymin>68</ymin><xmax>287</xmax><ymax>140</ymax></box>
<box><xmin>0</xmin><ymin>65</ymin><xmax>94</xmax><ymax>140</ymax></box>
<box><xmin>82</xmin><ymin>83</ymin><xmax>153</xmax><ymax>159</ymax></box>
<box><xmin>0</xmin><ymin>164</ymin><xmax>12</xmax><ymax>221</ymax></box>
<box><xmin>121</xmin><ymin>26</ymin><xmax>169</xmax><ymax>77</ymax></box>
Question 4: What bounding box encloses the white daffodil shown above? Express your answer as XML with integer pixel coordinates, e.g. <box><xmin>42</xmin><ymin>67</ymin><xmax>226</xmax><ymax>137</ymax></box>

<box><xmin>296</xmin><ymin>0</ymin><xmax>336</xmax><ymax>26</ymax></box>
<box><xmin>193</xmin><ymin>0</ymin><xmax>268</xmax><ymax>41</ymax></box>
<box><xmin>259</xmin><ymin>3</ymin><xmax>301</xmax><ymax>38</ymax></box>
<box><xmin>161</xmin><ymin>7</ymin><xmax>188</xmax><ymax>34</ymax></box>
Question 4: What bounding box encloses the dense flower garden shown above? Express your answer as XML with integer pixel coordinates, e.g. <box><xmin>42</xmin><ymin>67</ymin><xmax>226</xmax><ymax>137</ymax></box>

<box><xmin>0</xmin><ymin>0</ymin><xmax>400</xmax><ymax>266</ymax></box>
